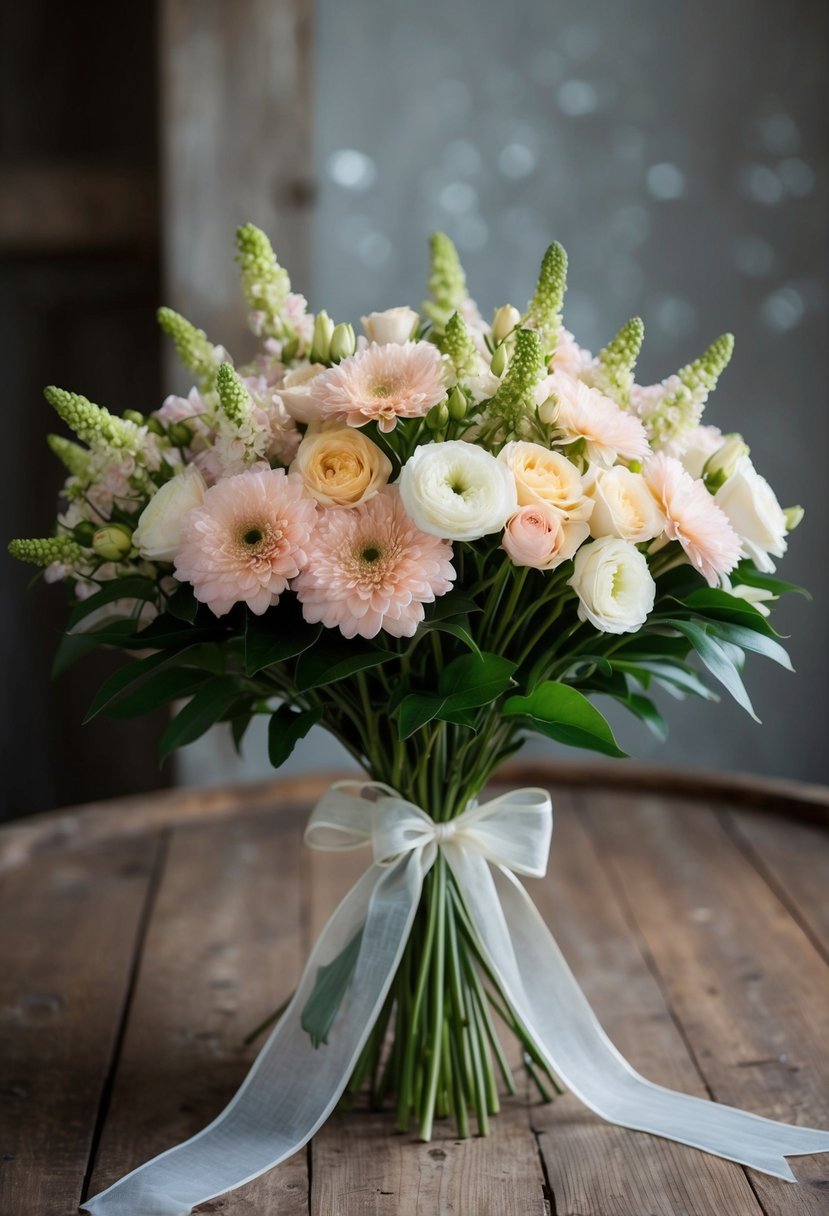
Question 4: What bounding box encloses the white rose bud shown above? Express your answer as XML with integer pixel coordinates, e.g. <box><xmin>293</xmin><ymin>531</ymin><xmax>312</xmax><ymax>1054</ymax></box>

<box><xmin>132</xmin><ymin>466</ymin><xmax>207</xmax><ymax>562</ymax></box>
<box><xmin>587</xmin><ymin>466</ymin><xmax>665</xmax><ymax>543</ymax></box>
<box><xmin>568</xmin><ymin>536</ymin><xmax>656</xmax><ymax>634</ymax></box>
<box><xmin>714</xmin><ymin>456</ymin><xmax>787</xmax><ymax>573</ymax></box>
<box><xmin>703</xmin><ymin>433</ymin><xmax>749</xmax><ymax>492</ymax></box>
<box><xmin>491</xmin><ymin>304</ymin><xmax>522</xmax><ymax>343</ymax></box>
<box><xmin>399</xmin><ymin>440</ymin><xmax>518</xmax><ymax>540</ymax></box>
<box><xmin>360</xmin><ymin>307</ymin><xmax>419</xmax><ymax>345</ymax></box>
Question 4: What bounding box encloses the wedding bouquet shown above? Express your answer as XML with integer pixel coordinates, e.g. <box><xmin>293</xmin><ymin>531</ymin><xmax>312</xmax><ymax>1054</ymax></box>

<box><xmin>13</xmin><ymin>227</ymin><xmax>822</xmax><ymax>1211</ymax></box>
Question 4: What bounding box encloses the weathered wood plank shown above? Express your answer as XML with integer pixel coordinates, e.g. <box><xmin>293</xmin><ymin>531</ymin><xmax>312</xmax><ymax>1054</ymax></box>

<box><xmin>586</xmin><ymin>791</ymin><xmax>829</xmax><ymax>1214</ymax></box>
<box><xmin>725</xmin><ymin>808</ymin><xmax>829</xmax><ymax>960</ymax></box>
<box><xmin>524</xmin><ymin>791</ymin><xmax>762</xmax><ymax>1216</ymax></box>
<box><xmin>0</xmin><ymin>837</ymin><xmax>159</xmax><ymax>1216</ymax></box>
<box><xmin>306</xmin><ymin>831</ymin><xmax>549</xmax><ymax>1214</ymax></box>
<box><xmin>85</xmin><ymin>806</ymin><xmax>309</xmax><ymax>1213</ymax></box>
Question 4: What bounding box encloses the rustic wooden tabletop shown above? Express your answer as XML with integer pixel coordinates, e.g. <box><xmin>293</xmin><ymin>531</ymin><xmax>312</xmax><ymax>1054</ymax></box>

<box><xmin>1</xmin><ymin>762</ymin><xmax>828</xmax><ymax>1215</ymax></box>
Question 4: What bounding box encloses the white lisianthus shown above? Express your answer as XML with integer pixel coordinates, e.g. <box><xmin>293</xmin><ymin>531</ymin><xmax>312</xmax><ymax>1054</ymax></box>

<box><xmin>676</xmin><ymin>425</ymin><xmax>723</xmax><ymax>478</ymax></box>
<box><xmin>132</xmin><ymin>466</ymin><xmax>207</xmax><ymax>562</ymax></box>
<box><xmin>399</xmin><ymin>441</ymin><xmax>518</xmax><ymax>540</ymax></box>
<box><xmin>568</xmin><ymin>536</ymin><xmax>656</xmax><ymax>634</ymax></box>
<box><xmin>587</xmin><ymin>466</ymin><xmax>665</xmax><ymax>543</ymax></box>
<box><xmin>360</xmin><ymin>307</ymin><xmax>419</xmax><ymax>345</ymax></box>
<box><xmin>714</xmin><ymin>456</ymin><xmax>787</xmax><ymax>573</ymax></box>
<box><xmin>722</xmin><ymin>580</ymin><xmax>775</xmax><ymax>617</ymax></box>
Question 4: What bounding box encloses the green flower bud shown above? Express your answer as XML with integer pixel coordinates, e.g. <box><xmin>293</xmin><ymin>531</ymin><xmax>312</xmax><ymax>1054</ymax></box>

<box><xmin>280</xmin><ymin>333</ymin><xmax>300</xmax><ymax>362</ymax></box>
<box><xmin>423</xmin><ymin>232</ymin><xmax>468</xmax><ymax>329</ymax></box>
<box><xmin>122</xmin><ymin>409</ymin><xmax>146</xmax><ymax>426</ymax></box>
<box><xmin>329</xmin><ymin>321</ymin><xmax>356</xmax><ymax>363</ymax></box>
<box><xmin>594</xmin><ymin>316</ymin><xmax>644</xmax><ymax>407</ymax></box>
<box><xmin>703</xmin><ymin>433</ymin><xmax>749</xmax><ymax>492</ymax></box>
<box><xmin>310</xmin><ymin>311</ymin><xmax>335</xmax><ymax>364</ymax></box>
<box><xmin>168</xmin><ymin>421</ymin><xmax>193</xmax><ymax>447</ymax></box>
<box><xmin>627</xmin><ymin>459</ymin><xmax>643</xmax><ymax>474</ymax></box>
<box><xmin>92</xmin><ymin>523</ymin><xmax>133</xmax><ymax>561</ymax></box>
<box><xmin>426</xmin><ymin>401</ymin><xmax>450</xmax><ymax>430</ymax></box>
<box><xmin>524</xmin><ymin>242</ymin><xmax>567</xmax><ymax>356</ymax></box>
<box><xmin>72</xmin><ymin>521</ymin><xmax>98</xmax><ymax>547</ymax></box>
<box><xmin>447</xmin><ymin>386</ymin><xmax>467</xmax><ymax>421</ymax></box>
<box><xmin>44</xmin><ymin>386</ymin><xmax>143</xmax><ymax>453</ymax></box>
<box><xmin>146</xmin><ymin>416</ymin><xmax>165</xmax><ymax>436</ymax></box>
<box><xmin>8</xmin><ymin>535</ymin><xmax>84</xmax><ymax>568</ymax></box>
<box><xmin>783</xmin><ymin>505</ymin><xmax>804</xmax><ymax>532</ymax></box>
<box><xmin>490</xmin><ymin>343</ymin><xmax>509</xmax><ymax>378</ymax></box>
<box><xmin>157</xmin><ymin>307</ymin><xmax>223</xmax><ymax>387</ymax></box>
<box><xmin>236</xmin><ymin>223</ymin><xmax>292</xmax><ymax>339</ymax></box>
<box><xmin>492</xmin><ymin>305</ymin><xmax>521</xmax><ymax>344</ymax></box>
<box><xmin>216</xmin><ymin>362</ymin><xmax>251</xmax><ymax>427</ymax></box>
<box><xmin>47</xmin><ymin>433</ymin><xmax>91</xmax><ymax>480</ymax></box>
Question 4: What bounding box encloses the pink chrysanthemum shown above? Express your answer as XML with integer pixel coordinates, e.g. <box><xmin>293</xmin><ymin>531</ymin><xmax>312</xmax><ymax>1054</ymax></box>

<box><xmin>544</xmin><ymin>372</ymin><xmax>650</xmax><ymax>467</ymax></box>
<box><xmin>294</xmin><ymin>489</ymin><xmax>455</xmax><ymax>639</ymax></box>
<box><xmin>311</xmin><ymin>341</ymin><xmax>446</xmax><ymax>432</ymax></box>
<box><xmin>174</xmin><ymin>466</ymin><xmax>317</xmax><ymax>616</ymax></box>
<box><xmin>645</xmin><ymin>453</ymin><xmax>741</xmax><ymax>587</ymax></box>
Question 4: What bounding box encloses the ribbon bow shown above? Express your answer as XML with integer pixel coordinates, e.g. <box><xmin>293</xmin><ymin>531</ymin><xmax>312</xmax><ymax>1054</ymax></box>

<box><xmin>84</xmin><ymin>783</ymin><xmax>829</xmax><ymax>1215</ymax></box>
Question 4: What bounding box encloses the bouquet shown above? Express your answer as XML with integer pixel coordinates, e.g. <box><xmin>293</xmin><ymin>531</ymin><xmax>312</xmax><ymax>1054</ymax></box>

<box><xmin>13</xmin><ymin>227</ymin><xmax>825</xmax><ymax>1212</ymax></box>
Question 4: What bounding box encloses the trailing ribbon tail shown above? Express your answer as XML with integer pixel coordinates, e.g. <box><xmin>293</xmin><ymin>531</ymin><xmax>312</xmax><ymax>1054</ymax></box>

<box><xmin>82</xmin><ymin>781</ymin><xmax>829</xmax><ymax>1214</ymax></box>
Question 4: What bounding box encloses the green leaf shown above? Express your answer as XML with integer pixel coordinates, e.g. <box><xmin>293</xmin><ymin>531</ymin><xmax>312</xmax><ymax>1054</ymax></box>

<box><xmin>707</xmin><ymin>620</ymin><xmax>793</xmax><ymax>670</ymax></box>
<box><xmin>616</xmin><ymin>691</ymin><xmax>668</xmax><ymax>742</ymax></box>
<box><xmin>734</xmin><ymin>564</ymin><xmax>810</xmax><ymax>599</ymax></box>
<box><xmin>245</xmin><ymin>605</ymin><xmax>322</xmax><ymax>676</ymax></box>
<box><xmin>107</xmin><ymin>667</ymin><xmax>211</xmax><ymax>720</ymax></box>
<box><xmin>412</xmin><ymin>618</ymin><xmax>482</xmax><ymax>660</ymax></box>
<box><xmin>664</xmin><ymin>619</ymin><xmax>758</xmax><ymax>720</ymax></box>
<box><xmin>159</xmin><ymin>676</ymin><xmax>245</xmax><ymax>761</ymax></box>
<box><xmin>52</xmin><ymin>619</ymin><xmax>139</xmax><ymax>676</ymax></box>
<box><xmin>231</xmin><ymin>711</ymin><xmax>254</xmax><ymax>755</ymax></box>
<box><xmin>672</xmin><ymin>589</ymin><xmax>780</xmax><ymax>638</ymax></box>
<box><xmin>425</xmin><ymin>590</ymin><xmax>482</xmax><ymax>621</ymax></box>
<box><xmin>301</xmin><ymin>928</ymin><xmax>364</xmax><ymax>1048</ymax></box>
<box><xmin>294</xmin><ymin>638</ymin><xmax>395</xmax><ymax>691</ymax></box>
<box><xmin>267</xmin><ymin>704</ymin><xmax>324</xmax><ymax>768</ymax></box>
<box><xmin>85</xmin><ymin>649</ymin><xmax>192</xmax><ymax>721</ymax></box>
<box><xmin>503</xmin><ymin>681</ymin><xmax>627</xmax><ymax>758</ymax></box>
<box><xmin>164</xmin><ymin>583</ymin><xmax>199</xmax><ymax>623</ymax></box>
<box><xmin>66</xmin><ymin>576</ymin><xmax>159</xmax><ymax>631</ymax></box>
<box><xmin>396</xmin><ymin>652</ymin><xmax>516</xmax><ymax>739</ymax></box>
<box><xmin>611</xmin><ymin>659</ymin><xmax>717</xmax><ymax>701</ymax></box>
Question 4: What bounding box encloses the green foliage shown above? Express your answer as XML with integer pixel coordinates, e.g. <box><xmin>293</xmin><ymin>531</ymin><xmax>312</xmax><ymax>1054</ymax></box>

<box><xmin>268</xmin><ymin>705</ymin><xmax>325</xmax><ymax>767</ymax></box>
<box><xmin>397</xmin><ymin>653</ymin><xmax>516</xmax><ymax>739</ymax></box>
<box><xmin>301</xmin><ymin>928</ymin><xmax>364</xmax><ymax>1048</ymax></box>
<box><xmin>503</xmin><ymin>681</ymin><xmax>627</xmax><ymax>758</ymax></box>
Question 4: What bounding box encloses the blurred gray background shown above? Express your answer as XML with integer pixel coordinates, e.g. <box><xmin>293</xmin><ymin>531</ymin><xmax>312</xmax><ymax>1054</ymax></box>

<box><xmin>3</xmin><ymin>0</ymin><xmax>827</xmax><ymax>816</ymax></box>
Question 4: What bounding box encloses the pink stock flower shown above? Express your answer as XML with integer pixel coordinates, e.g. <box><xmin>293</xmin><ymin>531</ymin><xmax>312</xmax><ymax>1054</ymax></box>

<box><xmin>543</xmin><ymin>372</ymin><xmax>650</xmax><ymax>467</ymax></box>
<box><xmin>294</xmin><ymin>489</ymin><xmax>455</xmax><ymax>639</ymax></box>
<box><xmin>645</xmin><ymin>453</ymin><xmax>742</xmax><ymax>587</ymax></box>
<box><xmin>311</xmin><ymin>341</ymin><xmax>446</xmax><ymax>432</ymax></box>
<box><xmin>174</xmin><ymin>466</ymin><xmax>317</xmax><ymax>616</ymax></box>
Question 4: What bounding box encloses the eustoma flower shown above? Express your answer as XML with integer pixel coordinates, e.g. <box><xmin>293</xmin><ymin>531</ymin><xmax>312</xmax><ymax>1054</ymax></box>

<box><xmin>714</xmin><ymin>456</ymin><xmax>788</xmax><ymax>573</ymax></box>
<box><xmin>399</xmin><ymin>440</ymin><xmax>518</xmax><ymax>540</ymax></box>
<box><xmin>568</xmin><ymin>536</ymin><xmax>656</xmax><ymax>633</ymax></box>
<box><xmin>294</xmin><ymin>488</ymin><xmax>455</xmax><ymax>638</ymax></box>
<box><xmin>174</xmin><ymin>466</ymin><xmax>317</xmax><ymax>615</ymax></box>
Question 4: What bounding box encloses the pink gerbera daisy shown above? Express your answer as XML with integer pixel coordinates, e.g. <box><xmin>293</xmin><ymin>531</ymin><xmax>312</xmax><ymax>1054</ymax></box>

<box><xmin>174</xmin><ymin>466</ymin><xmax>317</xmax><ymax>616</ymax></box>
<box><xmin>645</xmin><ymin>453</ymin><xmax>741</xmax><ymax>587</ymax></box>
<box><xmin>311</xmin><ymin>341</ymin><xmax>446</xmax><ymax>432</ymax></box>
<box><xmin>294</xmin><ymin>489</ymin><xmax>455</xmax><ymax>639</ymax></box>
<box><xmin>543</xmin><ymin>372</ymin><xmax>650</xmax><ymax>467</ymax></box>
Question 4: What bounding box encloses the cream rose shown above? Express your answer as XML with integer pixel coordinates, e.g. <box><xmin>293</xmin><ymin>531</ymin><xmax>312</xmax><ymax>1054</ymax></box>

<box><xmin>291</xmin><ymin>427</ymin><xmax>391</xmax><ymax>507</ymax></box>
<box><xmin>587</xmin><ymin>466</ymin><xmax>665</xmax><ymax>543</ymax></box>
<box><xmin>360</xmin><ymin>307</ymin><xmax>419</xmax><ymax>345</ymax></box>
<box><xmin>132</xmin><ymin>467</ymin><xmax>207</xmax><ymax>562</ymax></box>
<box><xmin>568</xmin><ymin>536</ymin><xmax>656</xmax><ymax>634</ymax></box>
<box><xmin>714</xmin><ymin>456</ymin><xmax>787</xmax><ymax>573</ymax></box>
<box><xmin>498</xmin><ymin>441</ymin><xmax>592</xmax><ymax>522</ymax></box>
<box><xmin>502</xmin><ymin>504</ymin><xmax>589</xmax><ymax>570</ymax></box>
<box><xmin>274</xmin><ymin>363</ymin><xmax>327</xmax><ymax>423</ymax></box>
<box><xmin>399</xmin><ymin>441</ymin><xmax>517</xmax><ymax>540</ymax></box>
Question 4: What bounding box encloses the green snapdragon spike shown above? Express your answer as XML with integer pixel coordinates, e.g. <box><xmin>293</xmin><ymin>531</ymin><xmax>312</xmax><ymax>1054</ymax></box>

<box><xmin>236</xmin><ymin>223</ymin><xmax>291</xmax><ymax>338</ymax></box>
<box><xmin>8</xmin><ymin>535</ymin><xmax>84</xmax><ymax>567</ymax></box>
<box><xmin>483</xmin><ymin>328</ymin><xmax>543</xmax><ymax>441</ymax></box>
<box><xmin>157</xmin><ymin>306</ymin><xmax>224</xmax><ymax>388</ymax></box>
<box><xmin>44</xmin><ymin>387</ymin><xmax>143</xmax><ymax>452</ymax></box>
<box><xmin>524</xmin><ymin>242</ymin><xmax>567</xmax><ymax>359</ymax></box>
<box><xmin>440</xmin><ymin>312</ymin><xmax>479</xmax><ymax>381</ymax></box>
<box><xmin>593</xmin><ymin>316</ymin><xmax>644</xmax><ymax>408</ymax></box>
<box><xmin>47</xmin><ymin>433</ymin><xmax>92</xmax><ymax>480</ymax></box>
<box><xmin>216</xmin><ymin>362</ymin><xmax>251</xmax><ymax>427</ymax></box>
<box><xmin>644</xmin><ymin>333</ymin><xmax>735</xmax><ymax>444</ymax></box>
<box><xmin>423</xmin><ymin>232</ymin><xmax>468</xmax><ymax>329</ymax></box>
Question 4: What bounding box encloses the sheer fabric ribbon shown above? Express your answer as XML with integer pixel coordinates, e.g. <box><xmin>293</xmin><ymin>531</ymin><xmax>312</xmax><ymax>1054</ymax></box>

<box><xmin>83</xmin><ymin>781</ymin><xmax>829</xmax><ymax>1214</ymax></box>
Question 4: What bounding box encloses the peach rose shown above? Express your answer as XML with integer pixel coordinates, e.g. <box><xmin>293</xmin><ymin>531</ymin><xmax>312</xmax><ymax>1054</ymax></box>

<box><xmin>498</xmin><ymin>441</ymin><xmax>592</xmax><ymax>522</ymax></box>
<box><xmin>502</xmin><ymin>503</ymin><xmax>590</xmax><ymax>570</ymax></box>
<box><xmin>291</xmin><ymin>427</ymin><xmax>391</xmax><ymax>507</ymax></box>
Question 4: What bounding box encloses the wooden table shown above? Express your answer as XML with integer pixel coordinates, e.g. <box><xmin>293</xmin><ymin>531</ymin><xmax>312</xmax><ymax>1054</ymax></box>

<box><xmin>2</xmin><ymin>762</ymin><xmax>828</xmax><ymax>1215</ymax></box>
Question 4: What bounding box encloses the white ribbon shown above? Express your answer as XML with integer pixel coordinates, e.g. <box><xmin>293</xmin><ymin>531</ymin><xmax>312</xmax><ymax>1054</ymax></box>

<box><xmin>83</xmin><ymin>782</ymin><xmax>829</xmax><ymax>1214</ymax></box>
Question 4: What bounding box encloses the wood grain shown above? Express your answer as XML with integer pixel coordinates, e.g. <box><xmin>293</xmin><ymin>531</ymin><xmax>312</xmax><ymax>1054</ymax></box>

<box><xmin>0</xmin><ymin>837</ymin><xmax>159</xmax><ymax>1216</ymax></box>
<box><xmin>585</xmin><ymin>790</ymin><xmax>829</xmax><ymax>1214</ymax></box>
<box><xmin>85</xmin><ymin>807</ymin><xmax>309</xmax><ymax>1212</ymax></box>
<box><xmin>524</xmin><ymin>791</ymin><xmax>762</xmax><ymax>1216</ymax></box>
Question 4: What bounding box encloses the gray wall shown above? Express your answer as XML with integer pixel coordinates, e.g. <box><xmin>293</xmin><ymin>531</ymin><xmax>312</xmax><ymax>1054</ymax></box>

<box><xmin>180</xmin><ymin>0</ymin><xmax>828</xmax><ymax>788</ymax></box>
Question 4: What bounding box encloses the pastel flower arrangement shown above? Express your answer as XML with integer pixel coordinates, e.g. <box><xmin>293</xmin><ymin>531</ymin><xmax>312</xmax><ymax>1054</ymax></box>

<box><xmin>10</xmin><ymin>224</ymin><xmax>806</xmax><ymax>1141</ymax></box>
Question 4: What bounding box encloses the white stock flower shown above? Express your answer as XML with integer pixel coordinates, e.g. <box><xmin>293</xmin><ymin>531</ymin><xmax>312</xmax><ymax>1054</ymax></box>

<box><xmin>714</xmin><ymin>456</ymin><xmax>787</xmax><ymax>573</ymax></box>
<box><xmin>568</xmin><ymin>536</ymin><xmax>656</xmax><ymax>634</ymax></box>
<box><xmin>360</xmin><ymin>307</ymin><xmax>419</xmax><ymax>345</ymax></box>
<box><xmin>132</xmin><ymin>466</ymin><xmax>207</xmax><ymax>562</ymax></box>
<box><xmin>587</xmin><ymin>466</ymin><xmax>665</xmax><ymax>543</ymax></box>
<box><xmin>399</xmin><ymin>440</ymin><xmax>518</xmax><ymax>540</ymax></box>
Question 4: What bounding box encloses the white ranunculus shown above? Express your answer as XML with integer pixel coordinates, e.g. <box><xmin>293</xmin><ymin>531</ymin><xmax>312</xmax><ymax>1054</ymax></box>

<box><xmin>132</xmin><ymin>467</ymin><xmax>207</xmax><ymax>562</ymax></box>
<box><xmin>587</xmin><ymin>466</ymin><xmax>665</xmax><ymax>543</ymax></box>
<box><xmin>399</xmin><ymin>441</ymin><xmax>518</xmax><ymax>540</ymax></box>
<box><xmin>568</xmin><ymin>536</ymin><xmax>656</xmax><ymax>634</ymax></box>
<box><xmin>714</xmin><ymin>456</ymin><xmax>787</xmax><ymax>573</ymax></box>
<box><xmin>360</xmin><ymin>307</ymin><xmax>419</xmax><ymax>345</ymax></box>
